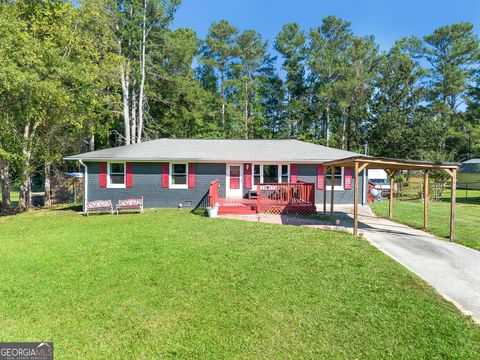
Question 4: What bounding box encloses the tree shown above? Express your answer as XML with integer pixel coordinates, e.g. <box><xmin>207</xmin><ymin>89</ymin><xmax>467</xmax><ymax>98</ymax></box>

<box><xmin>110</xmin><ymin>0</ymin><xmax>180</xmax><ymax>144</ymax></box>
<box><xmin>200</xmin><ymin>19</ymin><xmax>239</xmax><ymax>132</ymax></box>
<box><xmin>146</xmin><ymin>28</ymin><xmax>221</xmax><ymax>138</ymax></box>
<box><xmin>275</xmin><ymin>23</ymin><xmax>307</xmax><ymax>137</ymax></box>
<box><xmin>233</xmin><ymin>30</ymin><xmax>268</xmax><ymax>138</ymax></box>
<box><xmin>307</xmin><ymin>16</ymin><xmax>353</xmax><ymax>145</ymax></box>
<box><xmin>422</xmin><ymin>23</ymin><xmax>480</xmax><ymax>124</ymax></box>
<box><xmin>368</xmin><ymin>38</ymin><xmax>429</xmax><ymax>158</ymax></box>
<box><xmin>420</xmin><ymin>23</ymin><xmax>480</xmax><ymax>157</ymax></box>
<box><xmin>333</xmin><ymin>35</ymin><xmax>379</xmax><ymax>150</ymax></box>
<box><xmin>0</xmin><ymin>0</ymin><xmax>119</xmax><ymax>210</ymax></box>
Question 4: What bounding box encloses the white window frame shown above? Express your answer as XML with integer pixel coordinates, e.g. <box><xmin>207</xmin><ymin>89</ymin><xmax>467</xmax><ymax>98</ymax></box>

<box><xmin>107</xmin><ymin>161</ymin><xmax>126</xmax><ymax>188</ymax></box>
<box><xmin>327</xmin><ymin>166</ymin><xmax>344</xmax><ymax>191</ymax></box>
<box><xmin>169</xmin><ymin>162</ymin><xmax>189</xmax><ymax>189</ymax></box>
<box><xmin>252</xmin><ymin>163</ymin><xmax>290</xmax><ymax>184</ymax></box>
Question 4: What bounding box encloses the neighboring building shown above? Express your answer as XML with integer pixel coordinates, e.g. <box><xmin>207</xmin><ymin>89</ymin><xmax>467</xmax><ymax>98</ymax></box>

<box><xmin>65</xmin><ymin>138</ymin><xmax>366</xmax><ymax>213</ymax></box>
<box><xmin>458</xmin><ymin>159</ymin><xmax>480</xmax><ymax>189</ymax></box>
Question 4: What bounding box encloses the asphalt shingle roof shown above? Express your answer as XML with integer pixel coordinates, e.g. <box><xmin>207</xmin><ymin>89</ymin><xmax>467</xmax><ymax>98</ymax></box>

<box><xmin>64</xmin><ymin>138</ymin><xmax>361</xmax><ymax>163</ymax></box>
<box><xmin>460</xmin><ymin>158</ymin><xmax>480</xmax><ymax>173</ymax></box>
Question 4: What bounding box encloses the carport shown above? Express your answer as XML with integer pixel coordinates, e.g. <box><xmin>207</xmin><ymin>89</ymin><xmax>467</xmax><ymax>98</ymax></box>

<box><xmin>322</xmin><ymin>156</ymin><xmax>460</xmax><ymax>241</ymax></box>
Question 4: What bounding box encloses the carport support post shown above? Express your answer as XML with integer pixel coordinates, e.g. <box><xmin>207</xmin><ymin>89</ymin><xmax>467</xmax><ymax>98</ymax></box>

<box><xmin>330</xmin><ymin>166</ymin><xmax>335</xmax><ymax>219</ymax></box>
<box><xmin>353</xmin><ymin>162</ymin><xmax>359</xmax><ymax>237</ymax></box>
<box><xmin>323</xmin><ymin>166</ymin><xmax>327</xmax><ymax>215</ymax></box>
<box><xmin>388</xmin><ymin>171</ymin><xmax>395</xmax><ymax>218</ymax></box>
<box><xmin>424</xmin><ymin>170</ymin><xmax>429</xmax><ymax>230</ymax></box>
<box><xmin>450</xmin><ymin>168</ymin><xmax>457</xmax><ymax>242</ymax></box>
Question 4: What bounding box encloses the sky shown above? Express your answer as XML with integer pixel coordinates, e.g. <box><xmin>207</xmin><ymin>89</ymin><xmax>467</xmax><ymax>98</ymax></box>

<box><xmin>172</xmin><ymin>0</ymin><xmax>480</xmax><ymax>56</ymax></box>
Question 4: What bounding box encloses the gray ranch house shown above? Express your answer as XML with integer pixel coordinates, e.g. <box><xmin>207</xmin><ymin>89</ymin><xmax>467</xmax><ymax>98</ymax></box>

<box><xmin>65</xmin><ymin>139</ymin><xmax>366</xmax><ymax>214</ymax></box>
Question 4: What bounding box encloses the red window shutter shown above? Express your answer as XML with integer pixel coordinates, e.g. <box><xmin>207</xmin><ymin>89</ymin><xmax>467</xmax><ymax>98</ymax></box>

<box><xmin>244</xmin><ymin>163</ymin><xmax>252</xmax><ymax>189</ymax></box>
<box><xmin>126</xmin><ymin>162</ymin><xmax>133</xmax><ymax>188</ymax></box>
<box><xmin>162</xmin><ymin>163</ymin><xmax>169</xmax><ymax>188</ymax></box>
<box><xmin>317</xmin><ymin>165</ymin><xmax>325</xmax><ymax>190</ymax></box>
<box><xmin>99</xmin><ymin>163</ymin><xmax>107</xmax><ymax>188</ymax></box>
<box><xmin>290</xmin><ymin>164</ymin><xmax>298</xmax><ymax>183</ymax></box>
<box><xmin>344</xmin><ymin>167</ymin><xmax>352</xmax><ymax>190</ymax></box>
<box><xmin>188</xmin><ymin>163</ymin><xmax>196</xmax><ymax>189</ymax></box>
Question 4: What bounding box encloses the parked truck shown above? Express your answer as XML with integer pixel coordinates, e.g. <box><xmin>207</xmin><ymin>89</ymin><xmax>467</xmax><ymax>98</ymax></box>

<box><xmin>368</xmin><ymin>169</ymin><xmax>390</xmax><ymax>196</ymax></box>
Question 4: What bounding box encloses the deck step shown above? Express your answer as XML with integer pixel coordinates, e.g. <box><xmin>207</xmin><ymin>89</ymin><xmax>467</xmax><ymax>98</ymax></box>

<box><xmin>218</xmin><ymin>204</ymin><xmax>257</xmax><ymax>215</ymax></box>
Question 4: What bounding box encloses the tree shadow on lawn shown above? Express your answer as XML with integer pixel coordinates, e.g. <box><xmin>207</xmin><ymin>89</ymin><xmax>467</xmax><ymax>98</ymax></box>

<box><xmin>51</xmin><ymin>204</ymin><xmax>83</xmax><ymax>212</ymax></box>
<box><xmin>438</xmin><ymin>196</ymin><xmax>480</xmax><ymax>205</ymax></box>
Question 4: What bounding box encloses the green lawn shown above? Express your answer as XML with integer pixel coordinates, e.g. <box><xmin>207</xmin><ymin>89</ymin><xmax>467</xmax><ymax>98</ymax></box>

<box><xmin>372</xmin><ymin>189</ymin><xmax>480</xmax><ymax>251</ymax></box>
<box><xmin>0</xmin><ymin>191</ymin><xmax>19</xmax><ymax>208</ymax></box>
<box><xmin>0</xmin><ymin>208</ymin><xmax>479</xmax><ymax>359</ymax></box>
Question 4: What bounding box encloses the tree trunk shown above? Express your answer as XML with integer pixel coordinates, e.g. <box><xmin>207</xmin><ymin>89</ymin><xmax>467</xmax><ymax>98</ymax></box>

<box><xmin>220</xmin><ymin>69</ymin><xmax>225</xmax><ymax>131</ymax></box>
<box><xmin>89</xmin><ymin>134</ymin><xmax>95</xmax><ymax>151</ymax></box>
<box><xmin>18</xmin><ymin>167</ymin><xmax>31</xmax><ymax>211</ymax></box>
<box><xmin>244</xmin><ymin>81</ymin><xmax>249</xmax><ymax>139</ymax></box>
<box><xmin>131</xmin><ymin>87</ymin><xmax>137</xmax><ymax>144</ymax></box>
<box><xmin>346</xmin><ymin>115</ymin><xmax>351</xmax><ymax>151</ymax></box>
<box><xmin>137</xmin><ymin>0</ymin><xmax>147</xmax><ymax>143</ymax></box>
<box><xmin>325</xmin><ymin>103</ymin><xmax>330</xmax><ymax>146</ymax></box>
<box><xmin>44</xmin><ymin>161</ymin><xmax>52</xmax><ymax>207</ymax></box>
<box><xmin>18</xmin><ymin>122</ymin><xmax>35</xmax><ymax>211</ymax></box>
<box><xmin>120</xmin><ymin>64</ymin><xmax>131</xmax><ymax>145</ymax></box>
<box><xmin>0</xmin><ymin>159</ymin><xmax>11</xmax><ymax>213</ymax></box>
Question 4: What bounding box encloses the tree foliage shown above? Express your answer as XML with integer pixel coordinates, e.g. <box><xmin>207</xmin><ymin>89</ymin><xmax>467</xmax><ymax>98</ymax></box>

<box><xmin>0</xmin><ymin>3</ymin><xmax>480</xmax><ymax>211</ymax></box>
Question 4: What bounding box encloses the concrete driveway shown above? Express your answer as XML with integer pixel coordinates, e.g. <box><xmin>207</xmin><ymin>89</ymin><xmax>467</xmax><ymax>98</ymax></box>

<box><xmin>222</xmin><ymin>205</ymin><xmax>480</xmax><ymax>323</ymax></box>
<box><xmin>340</xmin><ymin>205</ymin><xmax>480</xmax><ymax>324</ymax></box>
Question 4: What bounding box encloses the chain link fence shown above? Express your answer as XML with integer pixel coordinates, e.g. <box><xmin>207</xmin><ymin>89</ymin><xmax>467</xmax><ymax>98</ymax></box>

<box><xmin>389</xmin><ymin>180</ymin><xmax>480</xmax><ymax>202</ymax></box>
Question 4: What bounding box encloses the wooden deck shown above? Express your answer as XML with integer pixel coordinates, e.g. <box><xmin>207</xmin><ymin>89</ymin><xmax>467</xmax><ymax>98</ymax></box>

<box><xmin>210</xmin><ymin>180</ymin><xmax>316</xmax><ymax>215</ymax></box>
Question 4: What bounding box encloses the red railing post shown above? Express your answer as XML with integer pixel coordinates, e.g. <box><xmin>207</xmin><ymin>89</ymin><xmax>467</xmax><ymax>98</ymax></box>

<box><xmin>209</xmin><ymin>179</ymin><xmax>219</xmax><ymax>207</ymax></box>
<box><xmin>257</xmin><ymin>183</ymin><xmax>260</xmax><ymax>213</ymax></box>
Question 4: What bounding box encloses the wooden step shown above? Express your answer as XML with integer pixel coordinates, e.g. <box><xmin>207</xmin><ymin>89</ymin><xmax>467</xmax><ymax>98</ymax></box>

<box><xmin>218</xmin><ymin>205</ymin><xmax>257</xmax><ymax>215</ymax></box>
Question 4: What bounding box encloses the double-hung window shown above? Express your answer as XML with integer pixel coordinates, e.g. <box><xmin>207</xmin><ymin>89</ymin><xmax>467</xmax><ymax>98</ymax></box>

<box><xmin>263</xmin><ymin>165</ymin><xmax>279</xmax><ymax>183</ymax></box>
<box><xmin>253</xmin><ymin>165</ymin><xmax>261</xmax><ymax>185</ymax></box>
<box><xmin>170</xmin><ymin>163</ymin><xmax>188</xmax><ymax>189</ymax></box>
<box><xmin>327</xmin><ymin>167</ymin><xmax>344</xmax><ymax>190</ymax></box>
<box><xmin>252</xmin><ymin>164</ymin><xmax>290</xmax><ymax>184</ymax></box>
<box><xmin>107</xmin><ymin>162</ymin><xmax>125</xmax><ymax>188</ymax></box>
<box><xmin>281</xmin><ymin>165</ymin><xmax>289</xmax><ymax>183</ymax></box>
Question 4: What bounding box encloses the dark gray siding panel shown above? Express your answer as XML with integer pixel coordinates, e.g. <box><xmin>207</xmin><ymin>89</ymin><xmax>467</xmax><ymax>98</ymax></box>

<box><xmin>85</xmin><ymin>162</ymin><xmax>363</xmax><ymax>208</ymax></box>
<box><xmin>86</xmin><ymin>162</ymin><xmax>226</xmax><ymax>208</ymax></box>
<box><xmin>297</xmin><ymin>164</ymin><xmax>364</xmax><ymax>205</ymax></box>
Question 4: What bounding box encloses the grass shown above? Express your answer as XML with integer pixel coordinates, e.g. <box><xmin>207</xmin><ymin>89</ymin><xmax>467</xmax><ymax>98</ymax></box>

<box><xmin>0</xmin><ymin>191</ymin><xmax>19</xmax><ymax>208</ymax></box>
<box><xmin>0</xmin><ymin>208</ymin><xmax>479</xmax><ymax>359</ymax></box>
<box><xmin>372</xmin><ymin>189</ymin><xmax>480</xmax><ymax>251</ymax></box>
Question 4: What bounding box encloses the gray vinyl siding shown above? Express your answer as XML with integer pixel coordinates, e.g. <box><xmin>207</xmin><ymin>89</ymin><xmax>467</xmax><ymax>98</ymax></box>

<box><xmin>84</xmin><ymin>161</ymin><xmax>363</xmax><ymax>210</ymax></box>
<box><xmin>85</xmin><ymin>162</ymin><xmax>226</xmax><ymax>209</ymax></box>
<box><xmin>297</xmin><ymin>164</ymin><xmax>364</xmax><ymax>205</ymax></box>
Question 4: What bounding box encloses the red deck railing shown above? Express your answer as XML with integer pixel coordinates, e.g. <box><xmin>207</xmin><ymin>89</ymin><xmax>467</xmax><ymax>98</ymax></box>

<box><xmin>256</xmin><ymin>181</ymin><xmax>315</xmax><ymax>214</ymax></box>
<box><xmin>208</xmin><ymin>179</ymin><xmax>316</xmax><ymax>215</ymax></box>
<box><xmin>209</xmin><ymin>179</ymin><xmax>219</xmax><ymax>207</ymax></box>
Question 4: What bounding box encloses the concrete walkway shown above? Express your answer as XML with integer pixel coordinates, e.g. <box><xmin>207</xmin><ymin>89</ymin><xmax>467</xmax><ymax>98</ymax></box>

<box><xmin>220</xmin><ymin>205</ymin><xmax>480</xmax><ymax>323</ymax></box>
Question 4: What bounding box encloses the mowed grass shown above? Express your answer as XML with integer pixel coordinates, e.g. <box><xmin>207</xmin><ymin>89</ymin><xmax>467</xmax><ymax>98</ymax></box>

<box><xmin>0</xmin><ymin>191</ymin><xmax>19</xmax><ymax>208</ymax></box>
<box><xmin>372</xmin><ymin>189</ymin><xmax>480</xmax><ymax>251</ymax></box>
<box><xmin>0</xmin><ymin>208</ymin><xmax>479</xmax><ymax>359</ymax></box>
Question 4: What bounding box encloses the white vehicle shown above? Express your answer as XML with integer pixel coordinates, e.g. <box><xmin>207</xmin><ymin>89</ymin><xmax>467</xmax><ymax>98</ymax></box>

<box><xmin>368</xmin><ymin>169</ymin><xmax>390</xmax><ymax>196</ymax></box>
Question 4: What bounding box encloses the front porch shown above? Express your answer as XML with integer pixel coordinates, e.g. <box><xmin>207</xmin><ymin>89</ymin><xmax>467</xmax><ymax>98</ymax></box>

<box><xmin>209</xmin><ymin>180</ymin><xmax>317</xmax><ymax>215</ymax></box>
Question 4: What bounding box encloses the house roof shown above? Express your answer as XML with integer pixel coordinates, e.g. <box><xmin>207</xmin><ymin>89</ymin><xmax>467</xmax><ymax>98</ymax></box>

<box><xmin>64</xmin><ymin>138</ymin><xmax>361</xmax><ymax>163</ymax></box>
<box><xmin>460</xmin><ymin>159</ymin><xmax>480</xmax><ymax>173</ymax></box>
<box><xmin>462</xmin><ymin>158</ymin><xmax>480</xmax><ymax>164</ymax></box>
